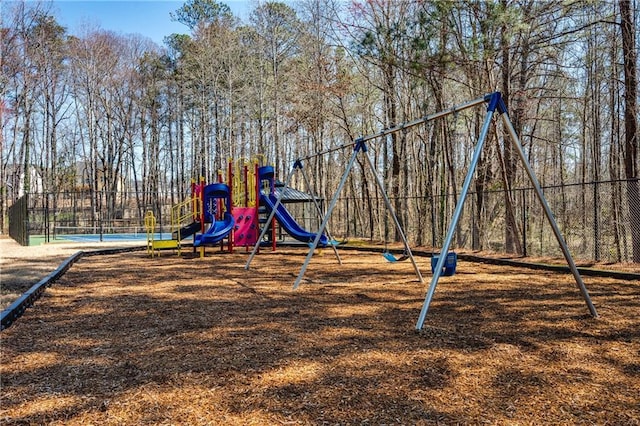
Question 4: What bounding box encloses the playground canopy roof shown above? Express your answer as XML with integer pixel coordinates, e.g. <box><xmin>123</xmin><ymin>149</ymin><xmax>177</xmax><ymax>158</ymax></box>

<box><xmin>274</xmin><ymin>181</ymin><xmax>322</xmax><ymax>203</ymax></box>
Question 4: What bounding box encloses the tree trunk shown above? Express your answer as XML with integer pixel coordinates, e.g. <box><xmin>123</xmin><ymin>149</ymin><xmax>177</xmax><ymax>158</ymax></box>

<box><xmin>620</xmin><ymin>0</ymin><xmax>639</xmax><ymax>262</ymax></box>
<box><xmin>500</xmin><ymin>0</ymin><xmax>522</xmax><ymax>255</ymax></box>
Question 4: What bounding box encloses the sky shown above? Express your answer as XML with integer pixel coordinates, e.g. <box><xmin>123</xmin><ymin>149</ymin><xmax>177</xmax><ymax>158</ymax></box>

<box><xmin>43</xmin><ymin>0</ymin><xmax>252</xmax><ymax>45</ymax></box>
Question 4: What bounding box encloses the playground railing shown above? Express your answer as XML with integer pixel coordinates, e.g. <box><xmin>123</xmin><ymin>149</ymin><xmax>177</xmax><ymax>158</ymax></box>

<box><xmin>171</xmin><ymin>196</ymin><xmax>202</xmax><ymax>238</ymax></box>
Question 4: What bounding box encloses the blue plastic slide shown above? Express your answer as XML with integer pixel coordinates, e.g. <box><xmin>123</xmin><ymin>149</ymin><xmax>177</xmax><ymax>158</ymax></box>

<box><xmin>194</xmin><ymin>183</ymin><xmax>235</xmax><ymax>247</ymax></box>
<box><xmin>260</xmin><ymin>193</ymin><xmax>330</xmax><ymax>246</ymax></box>
<box><xmin>194</xmin><ymin>212</ymin><xmax>235</xmax><ymax>247</ymax></box>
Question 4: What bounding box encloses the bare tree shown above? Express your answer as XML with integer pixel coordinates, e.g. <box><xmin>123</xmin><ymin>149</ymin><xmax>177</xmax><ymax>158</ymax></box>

<box><xmin>619</xmin><ymin>0</ymin><xmax>639</xmax><ymax>262</ymax></box>
<box><xmin>250</xmin><ymin>1</ymin><xmax>302</xmax><ymax>178</ymax></box>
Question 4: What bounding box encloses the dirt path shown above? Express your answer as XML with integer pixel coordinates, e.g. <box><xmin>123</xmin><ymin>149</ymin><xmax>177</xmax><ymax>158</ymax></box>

<box><xmin>0</xmin><ymin>235</ymin><xmax>143</xmax><ymax>310</ymax></box>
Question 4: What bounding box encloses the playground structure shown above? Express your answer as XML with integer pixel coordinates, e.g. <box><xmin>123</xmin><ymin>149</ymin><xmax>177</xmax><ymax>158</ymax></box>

<box><xmin>145</xmin><ymin>157</ymin><xmax>332</xmax><ymax>257</ymax></box>
<box><xmin>0</xmin><ymin>93</ymin><xmax>628</xmax><ymax>343</ymax></box>
<box><xmin>142</xmin><ymin>92</ymin><xmax>598</xmax><ymax>332</ymax></box>
<box><xmin>245</xmin><ymin>91</ymin><xmax>599</xmax><ymax>330</ymax></box>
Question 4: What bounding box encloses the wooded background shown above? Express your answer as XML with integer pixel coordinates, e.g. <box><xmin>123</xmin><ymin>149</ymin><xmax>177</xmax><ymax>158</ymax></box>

<box><xmin>1</xmin><ymin>0</ymin><xmax>638</xmax><ymax>263</ymax></box>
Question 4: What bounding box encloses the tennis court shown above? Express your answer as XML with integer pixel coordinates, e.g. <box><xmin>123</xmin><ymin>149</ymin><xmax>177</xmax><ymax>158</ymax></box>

<box><xmin>29</xmin><ymin>231</ymin><xmax>171</xmax><ymax>245</ymax></box>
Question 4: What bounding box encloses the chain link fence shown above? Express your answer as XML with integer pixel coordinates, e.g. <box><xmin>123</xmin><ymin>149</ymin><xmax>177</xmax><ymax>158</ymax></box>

<box><xmin>9</xmin><ymin>179</ymin><xmax>639</xmax><ymax>264</ymax></box>
<box><xmin>519</xmin><ymin>179</ymin><xmax>634</xmax><ymax>263</ymax></box>
<box><xmin>23</xmin><ymin>190</ymin><xmax>180</xmax><ymax>243</ymax></box>
<box><xmin>329</xmin><ymin>179</ymin><xmax>637</xmax><ymax>264</ymax></box>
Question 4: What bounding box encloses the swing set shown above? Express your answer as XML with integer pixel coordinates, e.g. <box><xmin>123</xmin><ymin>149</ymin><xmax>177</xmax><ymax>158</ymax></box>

<box><xmin>246</xmin><ymin>92</ymin><xmax>598</xmax><ymax>330</ymax></box>
<box><xmin>382</xmin><ymin>251</ymin><xmax>410</xmax><ymax>263</ymax></box>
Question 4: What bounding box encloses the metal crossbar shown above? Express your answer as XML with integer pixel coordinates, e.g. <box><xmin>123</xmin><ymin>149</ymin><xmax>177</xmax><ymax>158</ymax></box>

<box><xmin>247</xmin><ymin>91</ymin><xmax>598</xmax><ymax>330</ymax></box>
<box><xmin>292</xmin><ymin>139</ymin><xmax>424</xmax><ymax>289</ymax></box>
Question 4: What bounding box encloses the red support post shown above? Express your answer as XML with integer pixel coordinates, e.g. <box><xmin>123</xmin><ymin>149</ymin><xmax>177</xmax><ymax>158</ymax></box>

<box><xmin>199</xmin><ymin>176</ymin><xmax>205</xmax><ymax>257</ymax></box>
<box><xmin>254</xmin><ymin>162</ymin><xmax>260</xmax><ymax>253</ymax></box>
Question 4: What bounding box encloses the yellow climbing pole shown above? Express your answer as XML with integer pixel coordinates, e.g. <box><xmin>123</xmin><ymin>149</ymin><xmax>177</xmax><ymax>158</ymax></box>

<box><xmin>145</xmin><ymin>210</ymin><xmax>157</xmax><ymax>256</ymax></box>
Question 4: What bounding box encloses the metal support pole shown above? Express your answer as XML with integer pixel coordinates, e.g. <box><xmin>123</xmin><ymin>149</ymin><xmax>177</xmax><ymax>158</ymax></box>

<box><xmin>500</xmin><ymin>112</ymin><xmax>598</xmax><ymax>318</ymax></box>
<box><xmin>357</xmin><ymin>96</ymin><xmax>489</xmax><ymax>146</ymax></box>
<box><xmin>415</xmin><ymin>106</ymin><xmax>496</xmax><ymax>330</ymax></box>
<box><xmin>362</xmin><ymin>147</ymin><xmax>423</xmax><ymax>284</ymax></box>
<box><xmin>297</xmin><ymin>161</ymin><xmax>342</xmax><ymax>265</ymax></box>
<box><xmin>293</xmin><ymin>142</ymin><xmax>362</xmax><ymax>289</ymax></box>
<box><xmin>521</xmin><ymin>189</ymin><xmax>527</xmax><ymax>257</ymax></box>
<box><xmin>295</xmin><ymin>95</ymin><xmax>490</xmax><ymax>164</ymax></box>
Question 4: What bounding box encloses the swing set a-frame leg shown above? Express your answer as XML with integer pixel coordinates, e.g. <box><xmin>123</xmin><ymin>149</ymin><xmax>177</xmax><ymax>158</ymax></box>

<box><xmin>415</xmin><ymin>99</ymin><xmax>496</xmax><ymax>330</ymax></box>
<box><xmin>499</xmin><ymin>107</ymin><xmax>598</xmax><ymax>319</ymax></box>
<box><xmin>415</xmin><ymin>92</ymin><xmax>597</xmax><ymax>331</ymax></box>
<box><xmin>293</xmin><ymin>138</ymin><xmax>424</xmax><ymax>290</ymax></box>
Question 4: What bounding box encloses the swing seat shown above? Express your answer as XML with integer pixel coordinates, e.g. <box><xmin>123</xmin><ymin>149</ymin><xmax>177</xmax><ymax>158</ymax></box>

<box><xmin>431</xmin><ymin>252</ymin><xmax>457</xmax><ymax>276</ymax></box>
<box><xmin>383</xmin><ymin>252</ymin><xmax>409</xmax><ymax>262</ymax></box>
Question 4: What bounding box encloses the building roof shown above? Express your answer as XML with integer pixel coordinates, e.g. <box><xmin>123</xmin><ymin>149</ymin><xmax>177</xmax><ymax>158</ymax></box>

<box><xmin>273</xmin><ymin>181</ymin><xmax>323</xmax><ymax>203</ymax></box>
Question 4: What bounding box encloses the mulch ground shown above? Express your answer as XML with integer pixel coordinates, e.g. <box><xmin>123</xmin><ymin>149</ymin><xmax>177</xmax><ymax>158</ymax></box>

<box><xmin>1</xmin><ymin>248</ymin><xmax>638</xmax><ymax>425</ymax></box>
